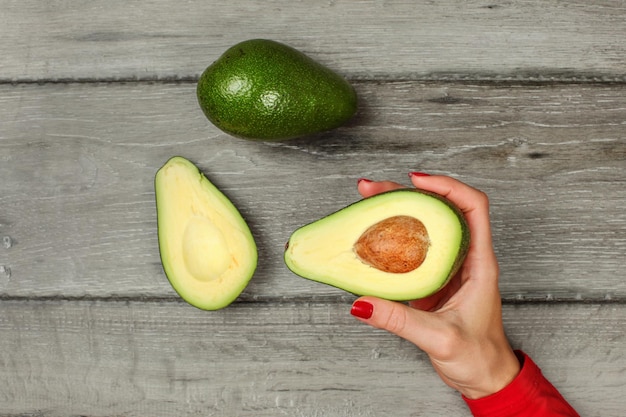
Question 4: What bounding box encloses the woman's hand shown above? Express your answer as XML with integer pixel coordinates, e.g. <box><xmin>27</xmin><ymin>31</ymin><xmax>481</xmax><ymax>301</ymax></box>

<box><xmin>351</xmin><ymin>173</ymin><xmax>520</xmax><ymax>399</ymax></box>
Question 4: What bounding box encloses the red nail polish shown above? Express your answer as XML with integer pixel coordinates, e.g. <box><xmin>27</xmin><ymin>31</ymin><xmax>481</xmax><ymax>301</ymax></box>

<box><xmin>358</xmin><ymin>178</ymin><xmax>372</xmax><ymax>185</ymax></box>
<box><xmin>409</xmin><ymin>171</ymin><xmax>431</xmax><ymax>178</ymax></box>
<box><xmin>351</xmin><ymin>300</ymin><xmax>374</xmax><ymax>319</ymax></box>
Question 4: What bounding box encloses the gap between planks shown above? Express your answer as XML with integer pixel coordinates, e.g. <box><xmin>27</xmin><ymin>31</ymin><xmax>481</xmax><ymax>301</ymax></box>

<box><xmin>2</xmin><ymin>74</ymin><xmax>626</xmax><ymax>86</ymax></box>
<box><xmin>0</xmin><ymin>294</ymin><xmax>623</xmax><ymax>305</ymax></box>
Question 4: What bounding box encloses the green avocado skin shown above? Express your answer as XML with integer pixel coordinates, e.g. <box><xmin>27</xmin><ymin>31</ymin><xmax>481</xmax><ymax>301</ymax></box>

<box><xmin>197</xmin><ymin>39</ymin><xmax>357</xmax><ymax>141</ymax></box>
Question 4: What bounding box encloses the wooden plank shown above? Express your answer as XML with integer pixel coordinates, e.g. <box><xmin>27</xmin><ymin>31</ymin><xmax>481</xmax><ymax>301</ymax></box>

<box><xmin>1</xmin><ymin>0</ymin><xmax>626</xmax><ymax>82</ymax></box>
<box><xmin>0</xmin><ymin>82</ymin><xmax>624</xmax><ymax>300</ymax></box>
<box><xmin>0</xmin><ymin>300</ymin><xmax>622</xmax><ymax>416</ymax></box>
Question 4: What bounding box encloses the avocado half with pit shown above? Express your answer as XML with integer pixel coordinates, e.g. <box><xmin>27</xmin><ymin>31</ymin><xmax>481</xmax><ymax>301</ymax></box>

<box><xmin>155</xmin><ymin>156</ymin><xmax>257</xmax><ymax>310</ymax></box>
<box><xmin>284</xmin><ymin>189</ymin><xmax>470</xmax><ymax>300</ymax></box>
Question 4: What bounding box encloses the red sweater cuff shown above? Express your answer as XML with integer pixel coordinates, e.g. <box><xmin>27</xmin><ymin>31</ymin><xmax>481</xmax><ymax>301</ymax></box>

<box><xmin>462</xmin><ymin>350</ymin><xmax>579</xmax><ymax>417</ymax></box>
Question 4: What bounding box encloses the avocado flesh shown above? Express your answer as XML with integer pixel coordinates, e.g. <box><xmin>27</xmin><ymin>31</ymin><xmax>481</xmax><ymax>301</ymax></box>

<box><xmin>284</xmin><ymin>189</ymin><xmax>470</xmax><ymax>300</ymax></box>
<box><xmin>197</xmin><ymin>39</ymin><xmax>357</xmax><ymax>141</ymax></box>
<box><xmin>155</xmin><ymin>157</ymin><xmax>257</xmax><ymax>310</ymax></box>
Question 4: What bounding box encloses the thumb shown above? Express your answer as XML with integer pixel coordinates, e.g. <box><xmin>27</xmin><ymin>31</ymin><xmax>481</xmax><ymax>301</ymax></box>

<box><xmin>351</xmin><ymin>296</ymin><xmax>444</xmax><ymax>354</ymax></box>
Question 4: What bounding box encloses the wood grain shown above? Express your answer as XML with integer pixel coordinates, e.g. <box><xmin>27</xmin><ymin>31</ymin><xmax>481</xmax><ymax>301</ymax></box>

<box><xmin>0</xmin><ymin>82</ymin><xmax>624</xmax><ymax>301</ymax></box>
<box><xmin>1</xmin><ymin>0</ymin><xmax>626</xmax><ymax>82</ymax></box>
<box><xmin>2</xmin><ymin>3</ymin><xmax>625</xmax><ymax>414</ymax></box>
<box><xmin>0</xmin><ymin>300</ymin><xmax>622</xmax><ymax>417</ymax></box>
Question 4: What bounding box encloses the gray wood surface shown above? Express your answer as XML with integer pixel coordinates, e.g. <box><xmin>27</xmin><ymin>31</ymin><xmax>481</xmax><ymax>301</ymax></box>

<box><xmin>1</xmin><ymin>0</ymin><xmax>625</xmax><ymax>415</ymax></box>
<box><xmin>0</xmin><ymin>301</ymin><xmax>623</xmax><ymax>417</ymax></box>
<box><xmin>2</xmin><ymin>1</ymin><xmax>626</xmax><ymax>82</ymax></box>
<box><xmin>1</xmin><ymin>82</ymin><xmax>624</xmax><ymax>301</ymax></box>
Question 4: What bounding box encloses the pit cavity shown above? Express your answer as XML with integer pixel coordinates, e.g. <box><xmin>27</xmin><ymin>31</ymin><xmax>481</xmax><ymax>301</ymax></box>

<box><xmin>182</xmin><ymin>216</ymin><xmax>230</xmax><ymax>281</ymax></box>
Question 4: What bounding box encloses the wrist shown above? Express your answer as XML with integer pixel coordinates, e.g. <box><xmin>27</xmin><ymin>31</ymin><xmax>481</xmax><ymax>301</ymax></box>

<box><xmin>459</xmin><ymin>346</ymin><xmax>521</xmax><ymax>399</ymax></box>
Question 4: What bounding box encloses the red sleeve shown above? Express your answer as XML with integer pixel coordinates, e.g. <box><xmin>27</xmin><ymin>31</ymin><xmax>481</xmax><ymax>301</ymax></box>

<box><xmin>463</xmin><ymin>350</ymin><xmax>579</xmax><ymax>417</ymax></box>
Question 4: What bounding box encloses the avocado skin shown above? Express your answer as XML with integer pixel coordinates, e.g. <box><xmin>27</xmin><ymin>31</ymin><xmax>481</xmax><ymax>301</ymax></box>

<box><xmin>197</xmin><ymin>39</ymin><xmax>357</xmax><ymax>141</ymax></box>
<box><xmin>284</xmin><ymin>188</ymin><xmax>470</xmax><ymax>301</ymax></box>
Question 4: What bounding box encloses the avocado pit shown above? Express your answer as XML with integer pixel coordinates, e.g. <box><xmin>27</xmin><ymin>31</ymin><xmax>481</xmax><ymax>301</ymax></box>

<box><xmin>354</xmin><ymin>215</ymin><xmax>430</xmax><ymax>273</ymax></box>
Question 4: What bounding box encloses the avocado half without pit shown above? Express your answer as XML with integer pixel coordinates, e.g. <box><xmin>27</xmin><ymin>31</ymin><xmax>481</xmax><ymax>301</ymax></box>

<box><xmin>284</xmin><ymin>189</ymin><xmax>470</xmax><ymax>301</ymax></box>
<box><xmin>155</xmin><ymin>156</ymin><xmax>257</xmax><ymax>310</ymax></box>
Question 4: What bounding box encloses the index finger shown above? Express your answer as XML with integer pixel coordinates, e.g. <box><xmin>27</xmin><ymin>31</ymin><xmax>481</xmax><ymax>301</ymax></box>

<box><xmin>357</xmin><ymin>179</ymin><xmax>404</xmax><ymax>198</ymax></box>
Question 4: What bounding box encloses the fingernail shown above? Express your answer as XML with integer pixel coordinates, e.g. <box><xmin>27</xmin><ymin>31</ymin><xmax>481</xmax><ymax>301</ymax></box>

<box><xmin>408</xmin><ymin>171</ymin><xmax>431</xmax><ymax>178</ymax></box>
<box><xmin>357</xmin><ymin>178</ymin><xmax>372</xmax><ymax>185</ymax></box>
<box><xmin>351</xmin><ymin>300</ymin><xmax>374</xmax><ymax>319</ymax></box>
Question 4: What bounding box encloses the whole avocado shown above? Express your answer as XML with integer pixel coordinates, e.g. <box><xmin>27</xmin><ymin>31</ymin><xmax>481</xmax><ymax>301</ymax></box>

<box><xmin>197</xmin><ymin>39</ymin><xmax>357</xmax><ymax>141</ymax></box>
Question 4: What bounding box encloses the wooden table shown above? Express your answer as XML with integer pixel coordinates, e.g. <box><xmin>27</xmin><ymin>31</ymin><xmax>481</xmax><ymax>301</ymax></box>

<box><xmin>1</xmin><ymin>1</ymin><xmax>625</xmax><ymax>416</ymax></box>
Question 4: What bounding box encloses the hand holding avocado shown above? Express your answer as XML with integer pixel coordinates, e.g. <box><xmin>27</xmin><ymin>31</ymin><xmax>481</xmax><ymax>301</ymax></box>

<box><xmin>349</xmin><ymin>174</ymin><xmax>521</xmax><ymax>400</ymax></box>
<box><xmin>284</xmin><ymin>184</ymin><xmax>469</xmax><ymax>300</ymax></box>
